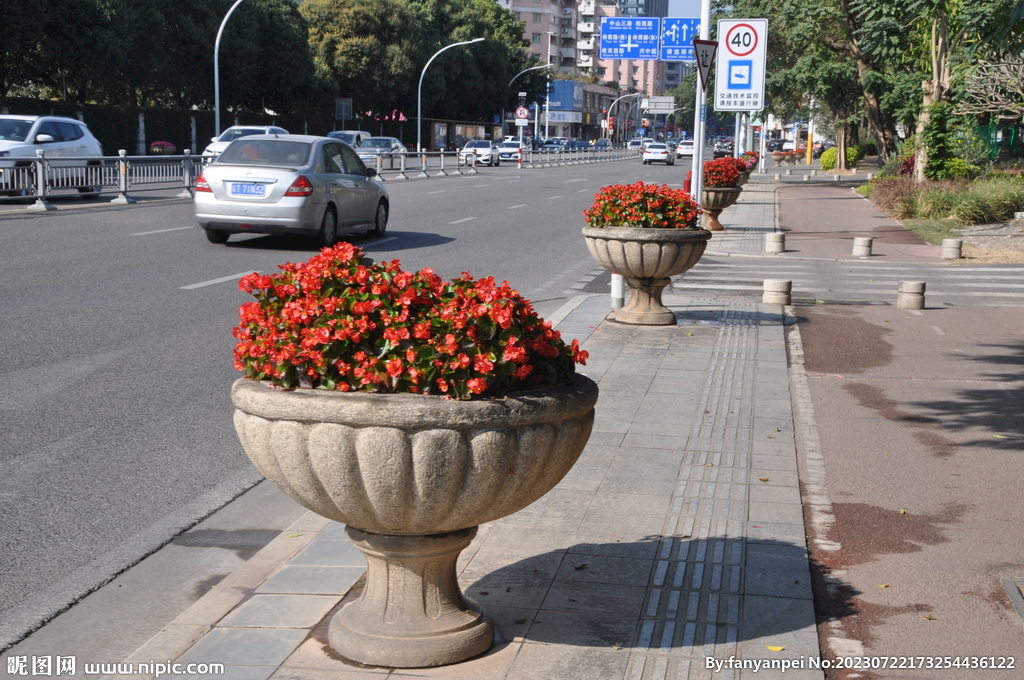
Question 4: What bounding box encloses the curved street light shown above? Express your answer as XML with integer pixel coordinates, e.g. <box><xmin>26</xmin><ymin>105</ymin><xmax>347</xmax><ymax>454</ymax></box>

<box><xmin>417</xmin><ymin>38</ymin><xmax>485</xmax><ymax>152</ymax></box>
<box><xmin>214</xmin><ymin>0</ymin><xmax>246</xmax><ymax>137</ymax></box>
<box><xmin>507</xmin><ymin>64</ymin><xmax>551</xmax><ymax>89</ymax></box>
<box><xmin>605</xmin><ymin>92</ymin><xmax>641</xmax><ymax>140</ymax></box>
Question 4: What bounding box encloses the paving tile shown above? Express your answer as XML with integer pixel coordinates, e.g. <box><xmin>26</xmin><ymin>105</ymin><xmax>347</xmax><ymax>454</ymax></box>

<box><xmin>748</xmin><ymin>483</ymin><xmax>802</xmax><ymax>506</ymax></box>
<box><xmin>737</xmin><ymin>595</ymin><xmax>820</xmax><ymax>658</ymax></box>
<box><xmin>621</xmin><ymin>432</ymin><xmax>689</xmax><ymax>450</ymax></box>
<box><xmin>748</xmin><ymin>501</ymin><xmax>805</xmax><ymax>526</ymax></box>
<box><xmin>176</xmin><ymin>627</ymin><xmax>308</xmax><ymax>668</ymax></box>
<box><xmin>256</xmin><ymin>565</ymin><xmax>365</xmax><ymax>595</ymax></box>
<box><xmin>749</xmin><ymin>468</ymin><xmax>799</xmax><ymax>487</ymax></box>
<box><xmin>750</xmin><ymin>454</ymin><xmax>798</xmax><ymax>471</ymax></box>
<box><xmin>744</xmin><ymin>521</ymin><xmax>808</xmax><ymax>547</ymax></box>
<box><xmin>567</xmin><ymin>532</ymin><xmax>663</xmax><ymax>560</ymax></box>
<box><xmin>459</xmin><ymin>573</ymin><xmax>553</xmax><ymax>609</ymax></box>
<box><xmin>507</xmin><ymin>641</ymin><xmax>631</xmax><ymax>680</ymax></box>
<box><xmin>743</xmin><ymin>544</ymin><xmax>813</xmax><ymax>600</ymax></box>
<box><xmin>554</xmin><ymin>459</ymin><xmax>611</xmax><ymax>492</ymax></box>
<box><xmin>577</xmin><ymin>492</ymin><xmax>670</xmax><ymax>536</ymax></box>
<box><xmin>554</xmin><ymin>554</ymin><xmax>654</xmax><ymax>586</ymax></box>
<box><xmin>541</xmin><ymin>580</ymin><xmax>648</xmax><ymax>616</ymax></box>
<box><xmin>217</xmin><ymin>594</ymin><xmax>341</xmax><ymax>629</ymax></box>
<box><xmin>525</xmin><ymin>609</ymin><xmax>638</xmax><ymax>647</ymax></box>
<box><xmin>288</xmin><ymin>538</ymin><xmax>365</xmax><ymax>566</ymax></box>
<box><xmin>474</xmin><ymin>524</ymin><xmax>576</xmax><ymax>556</ymax></box>
<box><xmin>497</xmin><ymin>488</ymin><xmax>593</xmax><ymax>530</ymax></box>
<box><xmin>458</xmin><ymin>546</ymin><xmax>565</xmax><ymax>581</ymax></box>
<box><xmin>184</xmin><ymin>666</ymin><xmax>276</xmax><ymax>680</ymax></box>
<box><xmin>387</xmin><ymin>639</ymin><xmax>521</xmax><ymax>679</ymax></box>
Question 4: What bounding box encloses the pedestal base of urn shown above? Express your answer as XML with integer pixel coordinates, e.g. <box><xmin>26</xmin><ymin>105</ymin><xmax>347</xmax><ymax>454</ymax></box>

<box><xmin>328</xmin><ymin>526</ymin><xmax>494</xmax><ymax>668</ymax></box>
<box><xmin>613</xmin><ymin>277</ymin><xmax>676</xmax><ymax>325</ymax></box>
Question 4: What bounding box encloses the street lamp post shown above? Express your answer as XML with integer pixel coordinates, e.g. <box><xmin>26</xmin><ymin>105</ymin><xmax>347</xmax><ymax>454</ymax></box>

<box><xmin>417</xmin><ymin>38</ymin><xmax>485</xmax><ymax>153</ymax></box>
<box><xmin>543</xmin><ymin>32</ymin><xmax>555</xmax><ymax>140</ymax></box>
<box><xmin>214</xmin><ymin>0</ymin><xmax>246</xmax><ymax>138</ymax></box>
<box><xmin>605</xmin><ymin>92</ymin><xmax>640</xmax><ymax>142</ymax></box>
<box><xmin>508</xmin><ymin>65</ymin><xmax>551</xmax><ymax>147</ymax></box>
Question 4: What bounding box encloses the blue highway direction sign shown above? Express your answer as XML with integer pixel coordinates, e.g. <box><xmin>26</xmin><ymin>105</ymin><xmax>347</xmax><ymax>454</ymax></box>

<box><xmin>599</xmin><ymin>17</ymin><xmax>660</xmax><ymax>60</ymax></box>
<box><xmin>660</xmin><ymin>18</ymin><xmax>700</xmax><ymax>61</ymax></box>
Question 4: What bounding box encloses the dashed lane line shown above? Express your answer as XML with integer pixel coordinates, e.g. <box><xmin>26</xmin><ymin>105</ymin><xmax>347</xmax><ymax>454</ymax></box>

<box><xmin>180</xmin><ymin>272</ymin><xmax>255</xmax><ymax>290</ymax></box>
<box><xmin>132</xmin><ymin>226</ymin><xmax>196</xmax><ymax>236</ymax></box>
<box><xmin>449</xmin><ymin>217</ymin><xmax>478</xmax><ymax>224</ymax></box>
<box><xmin>507</xmin><ymin>204</ymin><xmax>527</xmax><ymax>209</ymax></box>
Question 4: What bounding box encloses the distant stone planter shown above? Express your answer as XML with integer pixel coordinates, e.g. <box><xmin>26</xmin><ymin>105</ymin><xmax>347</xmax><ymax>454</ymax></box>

<box><xmin>231</xmin><ymin>376</ymin><xmax>598</xmax><ymax>668</ymax></box>
<box><xmin>772</xmin><ymin>153</ymin><xmax>786</xmax><ymax>167</ymax></box>
<box><xmin>582</xmin><ymin>226</ymin><xmax>712</xmax><ymax>325</ymax></box>
<box><xmin>701</xmin><ymin>186</ymin><xmax>743</xmax><ymax>231</ymax></box>
<box><xmin>736</xmin><ymin>170</ymin><xmax>750</xmax><ymax>186</ymax></box>
<box><xmin>149</xmin><ymin>144</ymin><xmax>176</xmax><ymax>155</ymax></box>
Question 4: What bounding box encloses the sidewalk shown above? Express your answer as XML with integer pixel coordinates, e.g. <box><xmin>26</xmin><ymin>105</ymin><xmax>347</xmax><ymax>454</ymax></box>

<box><xmin>103</xmin><ymin>294</ymin><xmax>820</xmax><ymax>680</ymax></box>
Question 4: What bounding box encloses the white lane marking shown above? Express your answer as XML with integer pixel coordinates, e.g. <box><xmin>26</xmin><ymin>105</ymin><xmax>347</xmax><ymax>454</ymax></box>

<box><xmin>907</xmin><ymin>309</ymin><xmax>924</xmax><ymax>316</ymax></box>
<box><xmin>449</xmin><ymin>217</ymin><xmax>477</xmax><ymax>224</ymax></box>
<box><xmin>927</xmin><ymin>325</ymin><xmax>945</xmax><ymax>335</ymax></box>
<box><xmin>472</xmin><ymin>184</ymin><xmax>488</xmax><ymax>188</ymax></box>
<box><xmin>428</xmin><ymin>190</ymin><xmax>447</xmax><ymax>194</ymax></box>
<box><xmin>564</xmin><ymin>179</ymin><xmax>589</xmax><ymax>183</ymax></box>
<box><xmin>132</xmin><ymin>226</ymin><xmax>195</xmax><ymax>236</ymax></box>
<box><xmin>180</xmin><ymin>272</ymin><xmax>254</xmax><ymax>290</ymax></box>
<box><xmin>549</xmin><ymin>196</ymin><xmax>563</xmax><ymax>200</ymax></box>
<box><xmin>507</xmin><ymin>204</ymin><xmax>527</xmax><ymax>209</ymax></box>
<box><xmin>360</xmin><ymin>236</ymin><xmax>398</xmax><ymax>248</ymax></box>
<box><xmin>578</xmin><ymin>188</ymin><xmax>590</xmax><ymax>193</ymax></box>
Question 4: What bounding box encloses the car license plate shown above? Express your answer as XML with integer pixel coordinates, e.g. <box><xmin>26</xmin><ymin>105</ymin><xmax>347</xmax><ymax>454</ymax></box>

<box><xmin>230</xmin><ymin>183</ymin><xmax>266</xmax><ymax>197</ymax></box>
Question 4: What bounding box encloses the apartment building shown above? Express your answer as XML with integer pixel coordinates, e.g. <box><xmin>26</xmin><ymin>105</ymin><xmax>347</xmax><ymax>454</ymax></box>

<box><xmin>499</xmin><ymin>0</ymin><xmax>579</xmax><ymax>72</ymax></box>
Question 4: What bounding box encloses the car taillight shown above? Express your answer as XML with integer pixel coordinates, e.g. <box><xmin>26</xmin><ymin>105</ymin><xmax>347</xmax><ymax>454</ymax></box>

<box><xmin>194</xmin><ymin>174</ymin><xmax>212</xmax><ymax>192</ymax></box>
<box><xmin>285</xmin><ymin>175</ymin><xmax>314</xmax><ymax>196</ymax></box>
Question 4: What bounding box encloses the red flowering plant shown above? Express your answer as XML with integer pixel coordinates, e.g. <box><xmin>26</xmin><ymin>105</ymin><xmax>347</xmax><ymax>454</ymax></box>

<box><xmin>233</xmin><ymin>243</ymin><xmax>588</xmax><ymax>399</ymax></box>
<box><xmin>742</xmin><ymin>151</ymin><xmax>759</xmax><ymax>169</ymax></box>
<box><xmin>721</xmin><ymin>156</ymin><xmax>750</xmax><ymax>175</ymax></box>
<box><xmin>702</xmin><ymin>158</ymin><xmax>741</xmax><ymax>187</ymax></box>
<box><xmin>583</xmin><ymin>181</ymin><xmax>702</xmax><ymax>229</ymax></box>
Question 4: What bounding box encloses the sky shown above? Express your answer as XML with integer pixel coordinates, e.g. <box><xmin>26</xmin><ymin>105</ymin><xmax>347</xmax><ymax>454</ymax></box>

<box><xmin>668</xmin><ymin>0</ymin><xmax>702</xmax><ymax>18</ymax></box>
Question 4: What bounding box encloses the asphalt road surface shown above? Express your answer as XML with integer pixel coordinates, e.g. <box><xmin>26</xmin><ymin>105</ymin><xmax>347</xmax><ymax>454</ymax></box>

<box><xmin>0</xmin><ymin>155</ymin><xmax>693</xmax><ymax>648</ymax></box>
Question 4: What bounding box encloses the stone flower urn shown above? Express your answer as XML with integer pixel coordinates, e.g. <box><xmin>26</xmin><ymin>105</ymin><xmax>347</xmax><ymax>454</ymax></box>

<box><xmin>582</xmin><ymin>226</ymin><xmax>711</xmax><ymax>325</ymax></box>
<box><xmin>231</xmin><ymin>375</ymin><xmax>598</xmax><ymax>667</ymax></box>
<box><xmin>701</xmin><ymin>186</ymin><xmax>743</xmax><ymax>231</ymax></box>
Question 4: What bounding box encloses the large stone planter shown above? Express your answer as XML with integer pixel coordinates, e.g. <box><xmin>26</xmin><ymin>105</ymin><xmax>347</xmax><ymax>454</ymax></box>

<box><xmin>231</xmin><ymin>375</ymin><xmax>598</xmax><ymax>667</ymax></box>
<box><xmin>582</xmin><ymin>226</ymin><xmax>712</xmax><ymax>325</ymax></box>
<box><xmin>701</xmin><ymin>186</ymin><xmax>743</xmax><ymax>231</ymax></box>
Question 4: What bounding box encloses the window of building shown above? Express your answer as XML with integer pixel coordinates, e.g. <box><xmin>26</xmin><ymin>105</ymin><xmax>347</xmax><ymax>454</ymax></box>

<box><xmin>532</xmin><ymin>33</ymin><xmax>541</xmax><ymax>42</ymax></box>
<box><xmin>532</xmin><ymin>12</ymin><xmax>542</xmax><ymax>22</ymax></box>
<box><xmin>598</xmin><ymin>67</ymin><xmax>606</xmax><ymax>76</ymax></box>
<box><xmin>632</xmin><ymin>65</ymin><xmax>639</xmax><ymax>74</ymax></box>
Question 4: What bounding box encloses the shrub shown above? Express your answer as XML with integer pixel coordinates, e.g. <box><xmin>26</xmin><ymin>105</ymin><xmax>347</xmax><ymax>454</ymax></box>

<box><xmin>846</xmin><ymin>146</ymin><xmax>862</xmax><ymax>167</ymax></box>
<box><xmin>914</xmin><ymin>182</ymin><xmax>969</xmax><ymax>219</ymax></box>
<box><xmin>820</xmin><ymin>147</ymin><xmax>837</xmax><ymax>171</ymax></box>
<box><xmin>856</xmin><ymin>141</ymin><xmax>878</xmax><ymax>156</ymax></box>
<box><xmin>868</xmin><ymin>177</ymin><xmax>921</xmax><ymax>217</ymax></box>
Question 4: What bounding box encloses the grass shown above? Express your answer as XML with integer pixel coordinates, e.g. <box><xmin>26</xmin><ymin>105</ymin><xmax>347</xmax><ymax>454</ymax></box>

<box><xmin>863</xmin><ymin>176</ymin><xmax>1024</xmax><ymax>226</ymax></box>
<box><xmin>899</xmin><ymin>218</ymin><xmax>963</xmax><ymax>245</ymax></box>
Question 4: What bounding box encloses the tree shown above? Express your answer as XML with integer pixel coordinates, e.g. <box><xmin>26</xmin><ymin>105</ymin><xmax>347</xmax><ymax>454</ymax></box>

<box><xmin>956</xmin><ymin>60</ymin><xmax>1024</xmax><ymax>121</ymax></box>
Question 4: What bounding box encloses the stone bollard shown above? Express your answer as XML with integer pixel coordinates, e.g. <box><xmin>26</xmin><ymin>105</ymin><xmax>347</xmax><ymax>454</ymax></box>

<box><xmin>763</xmin><ymin>279</ymin><xmax>792</xmax><ymax>305</ymax></box>
<box><xmin>786</xmin><ymin>168</ymin><xmax>793</xmax><ymax>175</ymax></box>
<box><xmin>765</xmin><ymin>232</ymin><xmax>785</xmax><ymax>253</ymax></box>
<box><xmin>774</xmin><ymin>173</ymin><xmax>782</xmax><ymax>180</ymax></box>
<box><xmin>897</xmin><ymin>281</ymin><xmax>926</xmax><ymax>309</ymax></box>
<box><xmin>1015</xmin><ymin>211</ymin><xmax>1024</xmax><ymax>221</ymax></box>
<box><xmin>941</xmin><ymin>238</ymin><xmax>963</xmax><ymax>260</ymax></box>
<box><xmin>802</xmin><ymin>174</ymin><xmax>810</xmax><ymax>181</ymax></box>
<box><xmin>853</xmin><ymin>237</ymin><xmax>873</xmax><ymax>258</ymax></box>
<box><xmin>866</xmin><ymin>172</ymin><xmax>874</xmax><ymax>180</ymax></box>
<box><xmin>833</xmin><ymin>174</ymin><xmax>841</xmax><ymax>181</ymax></box>
<box><xmin>810</xmin><ymin>169</ymin><xmax>817</xmax><ymax>176</ymax></box>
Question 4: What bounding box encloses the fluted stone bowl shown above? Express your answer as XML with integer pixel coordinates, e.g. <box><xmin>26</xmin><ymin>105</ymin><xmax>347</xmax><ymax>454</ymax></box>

<box><xmin>231</xmin><ymin>376</ymin><xmax>599</xmax><ymax>535</ymax></box>
<box><xmin>582</xmin><ymin>226</ymin><xmax>711</xmax><ymax>280</ymax></box>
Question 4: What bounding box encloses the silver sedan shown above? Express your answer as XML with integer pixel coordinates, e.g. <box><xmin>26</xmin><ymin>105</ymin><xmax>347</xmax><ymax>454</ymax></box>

<box><xmin>194</xmin><ymin>135</ymin><xmax>389</xmax><ymax>246</ymax></box>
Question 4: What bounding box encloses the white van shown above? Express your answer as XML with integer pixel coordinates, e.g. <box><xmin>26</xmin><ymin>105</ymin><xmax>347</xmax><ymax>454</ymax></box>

<box><xmin>327</xmin><ymin>130</ymin><xmax>373</xmax><ymax>147</ymax></box>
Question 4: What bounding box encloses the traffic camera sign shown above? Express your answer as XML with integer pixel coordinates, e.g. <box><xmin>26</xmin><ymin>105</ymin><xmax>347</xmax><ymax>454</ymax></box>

<box><xmin>714</xmin><ymin>19</ymin><xmax>767</xmax><ymax>111</ymax></box>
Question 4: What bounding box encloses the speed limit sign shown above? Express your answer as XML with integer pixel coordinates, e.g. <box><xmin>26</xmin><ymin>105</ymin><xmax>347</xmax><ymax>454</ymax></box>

<box><xmin>714</xmin><ymin>18</ymin><xmax>767</xmax><ymax>111</ymax></box>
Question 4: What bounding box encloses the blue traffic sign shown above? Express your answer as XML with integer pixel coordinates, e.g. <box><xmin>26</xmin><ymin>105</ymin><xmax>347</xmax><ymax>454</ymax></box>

<box><xmin>660</xmin><ymin>18</ymin><xmax>700</xmax><ymax>61</ymax></box>
<box><xmin>599</xmin><ymin>17</ymin><xmax>660</xmax><ymax>60</ymax></box>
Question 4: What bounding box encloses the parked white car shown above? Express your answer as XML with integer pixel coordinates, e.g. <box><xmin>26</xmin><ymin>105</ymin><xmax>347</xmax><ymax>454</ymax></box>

<box><xmin>459</xmin><ymin>140</ymin><xmax>500</xmax><ymax>166</ymax></box>
<box><xmin>675</xmin><ymin>140</ymin><xmax>695</xmax><ymax>157</ymax></box>
<box><xmin>203</xmin><ymin>125</ymin><xmax>289</xmax><ymax>158</ymax></box>
<box><xmin>642</xmin><ymin>143</ymin><xmax>675</xmax><ymax>165</ymax></box>
<box><xmin>0</xmin><ymin>115</ymin><xmax>104</xmax><ymax>198</ymax></box>
<box><xmin>496</xmin><ymin>141</ymin><xmax>524</xmax><ymax>162</ymax></box>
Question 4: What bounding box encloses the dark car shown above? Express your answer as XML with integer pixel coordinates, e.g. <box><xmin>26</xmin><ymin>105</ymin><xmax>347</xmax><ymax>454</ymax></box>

<box><xmin>565</xmin><ymin>140</ymin><xmax>590</xmax><ymax>150</ymax></box>
<box><xmin>765</xmin><ymin>139</ymin><xmax>784</xmax><ymax>152</ymax></box>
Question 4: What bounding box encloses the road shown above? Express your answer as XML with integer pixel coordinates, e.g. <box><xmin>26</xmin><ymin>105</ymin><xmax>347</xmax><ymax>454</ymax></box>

<box><xmin>0</xmin><ymin>155</ymin><xmax>693</xmax><ymax>648</ymax></box>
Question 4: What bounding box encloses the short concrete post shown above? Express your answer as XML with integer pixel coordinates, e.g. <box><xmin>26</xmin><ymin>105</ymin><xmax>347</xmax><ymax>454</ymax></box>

<box><xmin>810</xmin><ymin>169</ymin><xmax>817</xmax><ymax>176</ymax></box>
<box><xmin>852</xmin><ymin>237</ymin><xmax>873</xmax><ymax>258</ymax></box>
<box><xmin>786</xmin><ymin>168</ymin><xmax>793</xmax><ymax>175</ymax></box>
<box><xmin>833</xmin><ymin>174</ymin><xmax>840</xmax><ymax>181</ymax></box>
<box><xmin>802</xmin><ymin>174</ymin><xmax>810</xmax><ymax>181</ymax></box>
<box><xmin>897</xmin><ymin>281</ymin><xmax>926</xmax><ymax>309</ymax></box>
<box><xmin>765</xmin><ymin>232</ymin><xmax>785</xmax><ymax>253</ymax></box>
<box><xmin>941</xmin><ymin>238</ymin><xmax>963</xmax><ymax>260</ymax></box>
<box><xmin>763</xmin><ymin>279</ymin><xmax>792</xmax><ymax>305</ymax></box>
<box><xmin>1015</xmin><ymin>211</ymin><xmax>1024</xmax><ymax>221</ymax></box>
<box><xmin>774</xmin><ymin>173</ymin><xmax>781</xmax><ymax>180</ymax></box>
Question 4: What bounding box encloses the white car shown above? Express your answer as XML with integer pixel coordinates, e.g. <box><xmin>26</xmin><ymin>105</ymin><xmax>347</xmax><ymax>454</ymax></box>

<box><xmin>496</xmin><ymin>141</ymin><xmax>524</xmax><ymax>161</ymax></box>
<box><xmin>459</xmin><ymin>140</ymin><xmax>500</xmax><ymax>166</ymax></box>
<box><xmin>203</xmin><ymin>125</ymin><xmax>289</xmax><ymax>158</ymax></box>
<box><xmin>627</xmin><ymin>139</ymin><xmax>644</xmax><ymax>152</ymax></box>
<box><xmin>327</xmin><ymin>130</ymin><xmax>373</xmax><ymax>147</ymax></box>
<box><xmin>642</xmin><ymin>143</ymin><xmax>675</xmax><ymax>165</ymax></box>
<box><xmin>782</xmin><ymin>140</ymin><xmax>796</xmax><ymax>151</ymax></box>
<box><xmin>0</xmin><ymin>115</ymin><xmax>104</xmax><ymax>198</ymax></box>
<box><xmin>355</xmin><ymin>137</ymin><xmax>407</xmax><ymax>167</ymax></box>
<box><xmin>675</xmin><ymin>140</ymin><xmax>695</xmax><ymax>157</ymax></box>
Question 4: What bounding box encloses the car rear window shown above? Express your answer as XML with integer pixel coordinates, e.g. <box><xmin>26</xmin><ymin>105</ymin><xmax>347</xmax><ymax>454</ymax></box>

<box><xmin>218</xmin><ymin>140</ymin><xmax>311</xmax><ymax>166</ymax></box>
<box><xmin>218</xmin><ymin>128</ymin><xmax>265</xmax><ymax>143</ymax></box>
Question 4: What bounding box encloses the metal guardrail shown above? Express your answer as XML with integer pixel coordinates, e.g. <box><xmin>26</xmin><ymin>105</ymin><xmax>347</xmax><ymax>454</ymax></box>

<box><xmin>0</xmin><ymin>145</ymin><xmax>643</xmax><ymax>210</ymax></box>
<box><xmin>0</xmin><ymin>149</ymin><xmax>202</xmax><ymax>211</ymax></box>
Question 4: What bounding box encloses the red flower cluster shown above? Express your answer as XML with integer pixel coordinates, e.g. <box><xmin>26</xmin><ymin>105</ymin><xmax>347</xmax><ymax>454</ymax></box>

<box><xmin>232</xmin><ymin>244</ymin><xmax>588</xmax><ymax>399</ymax></box>
<box><xmin>742</xmin><ymin>150</ymin><xmax>759</xmax><ymax>166</ymax></box>
<box><xmin>583</xmin><ymin>181</ymin><xmax>702</xmax><ymax>229</ymax></box>
<box><xmin>721</xmin><ymin>156</ymin><xmax>750</xmax><ymax>175</ymax></box>
<box><xmin>702</xmin><ymin>158</ymin><xmax>741</xmax><ymax>187</ymax></box>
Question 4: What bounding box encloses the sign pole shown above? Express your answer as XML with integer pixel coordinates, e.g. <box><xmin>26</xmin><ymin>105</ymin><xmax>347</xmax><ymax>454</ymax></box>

<box><xmin>690</xmin><ymin>0</ymin><xmax>713</xmax><ymax>200</ymax></box>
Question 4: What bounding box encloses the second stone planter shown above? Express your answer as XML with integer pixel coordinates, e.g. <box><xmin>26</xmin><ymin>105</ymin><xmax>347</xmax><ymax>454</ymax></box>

<box><xmin>582</xmin><ymin>226</ymin><xmax>712</xmax><ymax>325</ymax></box>
<box><xmin>701</xmin><ymin>186</ymin><xmax>743</xmax><ymax>231</ymax></box>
